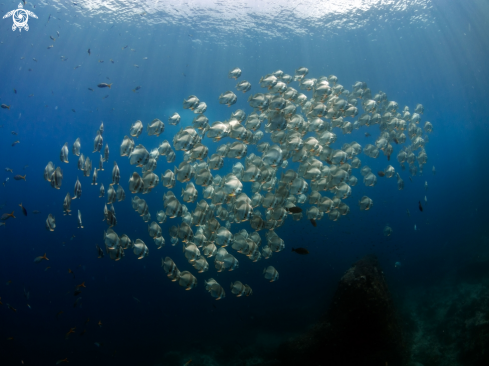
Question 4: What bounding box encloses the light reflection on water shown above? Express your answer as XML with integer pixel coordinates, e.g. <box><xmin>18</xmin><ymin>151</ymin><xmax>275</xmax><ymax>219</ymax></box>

<box><xmin>41</xmin><ymin>0</ymin><xmax>433</xmax><ymax>40</ymax></box>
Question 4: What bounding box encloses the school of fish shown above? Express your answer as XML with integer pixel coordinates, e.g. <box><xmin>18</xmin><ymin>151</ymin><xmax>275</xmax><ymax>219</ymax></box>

<box><xmin>33</xmin><ymin>67</ymin><xmax>435</xmax><ymax>300</ymax></box>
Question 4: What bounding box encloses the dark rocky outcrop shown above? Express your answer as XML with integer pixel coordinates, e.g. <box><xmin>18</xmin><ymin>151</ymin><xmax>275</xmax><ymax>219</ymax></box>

<box><xmin>406</xmin><ymin>276</ymin><xmax>489</xmax><ymax>366</ymax></box>
<box><xmin>276</xmin><ymin>255</ymin><xmax>406</xmax><ymax>366</ymax></box>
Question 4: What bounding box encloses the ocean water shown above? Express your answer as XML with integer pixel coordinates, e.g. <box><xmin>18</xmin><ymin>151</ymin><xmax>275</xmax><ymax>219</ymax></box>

<box><xmin>1</xmin><ymin>0</ymin><xmax>489</xmax><ymax>365</ymax></box>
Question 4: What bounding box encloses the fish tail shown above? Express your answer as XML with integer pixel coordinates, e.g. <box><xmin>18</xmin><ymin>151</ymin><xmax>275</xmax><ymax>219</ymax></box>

<box><xmin>43</xmin><ymin>253</ymin><xmax>49</xmax><ymax>261</ymax></box>
<box><xmin>108</xmin><ymin>84</ymin><xmax>112</xmax><ymax>89</ymax></box>
<box><xmin>10</xmin><ymin>211</ymin><xmax>15</xmax><ymax>218</ymax></box>
<box><xmin>22</xmin><ymin>175</ymin><xmax>26</xmax><ymax>181</ymax></box>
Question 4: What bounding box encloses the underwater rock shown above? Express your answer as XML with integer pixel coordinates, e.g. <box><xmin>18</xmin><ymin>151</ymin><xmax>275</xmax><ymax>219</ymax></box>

<box><xmin>327</xmin><ymin>255</ymin><xmax>405</xmax><ymax>365</ymax></box>
<box><xmin>276</xmin><ymin>255</ymin><xmax>405</xmax><ymax>366</ymax></box>
<box><xmin>405</xmin><ymin>277</ymin><xmax>489</xmax><ymax>366</ymax></box>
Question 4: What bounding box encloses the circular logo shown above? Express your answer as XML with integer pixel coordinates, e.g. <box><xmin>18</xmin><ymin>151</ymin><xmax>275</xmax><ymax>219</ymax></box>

<box><xmin>13</xmin><ymin>9</ymin><xmax>28</xmax><ymax>28</ymax></box>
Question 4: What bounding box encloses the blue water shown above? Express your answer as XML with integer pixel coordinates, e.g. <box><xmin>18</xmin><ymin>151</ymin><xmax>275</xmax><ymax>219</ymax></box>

<box><xmin>1</xmin><ymin>0</ymin><xmax>489</xmax><ymax>365</ymax></box>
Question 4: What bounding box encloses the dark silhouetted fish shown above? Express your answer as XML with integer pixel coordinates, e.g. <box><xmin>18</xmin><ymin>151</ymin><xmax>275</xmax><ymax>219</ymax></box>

<box><xmin>287</xmin><ymin>206</ymin><xmax>302</xmax><ymax>213</ymax></box>
<box><xmin>19</xmin><ymin>203</ymin><xmax>27</xmax><ymax>216</ymax></box>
